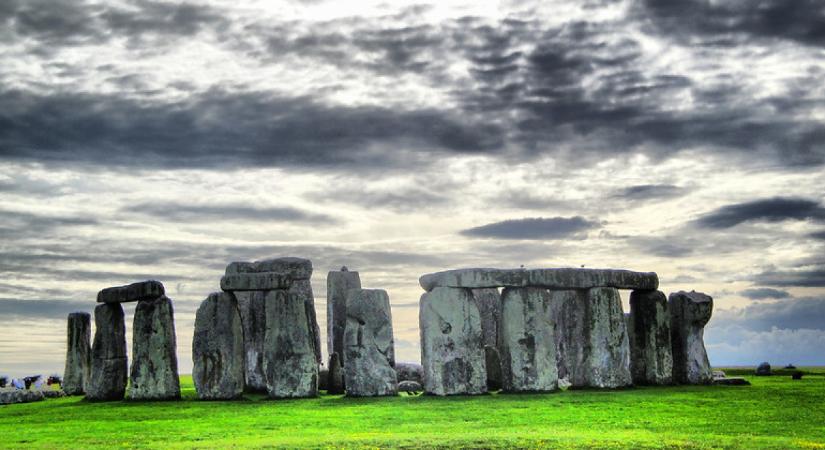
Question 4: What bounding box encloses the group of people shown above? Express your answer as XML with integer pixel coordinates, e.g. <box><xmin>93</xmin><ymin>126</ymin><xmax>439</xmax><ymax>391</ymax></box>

<box><xmin>0</xmin><ymin>375</ymin><xmax>61</xmax><ymax>390</ymax></box>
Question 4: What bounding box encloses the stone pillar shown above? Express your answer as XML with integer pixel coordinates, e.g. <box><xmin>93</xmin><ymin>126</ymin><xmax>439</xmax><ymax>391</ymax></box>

<box><xmin>327</xmin><ymin>352</ymin><xmax>345</xmax><ymax>394</ymax></box>
<box><xmin>129</xmin><ymin>296</ymin><xmax>181</xmax><ymax>400</ymax></box>
<box><xmin>628</xmin><ymin>290</ymin><xmax>673</xmax><ymax>385</ymax></box>
<box><xmin>344</xmin><ymin>289</ymin><xmax>397</xmax><ymax>397</ymax></box>
<box><xmin>471</xmin><ymin>288</ymin><xmax>502</xmax><ymax>390</ymax></box>
<box><xmin>63</xmin><ymin>312</ymin><xmax>91</xmax><ymax>396</ymax></box>
<box><xmin>290</xmin><ymin>279</ymin><xmax>322</xmax><ymax>365</ymax></box>
<box><xmin>419</xmin><ymin>287</ymin><xmax>487</xmax><ymax>395</ymax></box>
<box><xmin>86</xmin><ymin>303</ymin><xmax>128</xmax><ymax>401</ymax></box>
<box><xmin>235</xmin><ymin>290</ymin><xmax>267</xmax><ymax>392</ymax></box>
<box><xmin>327</xmin><ymin>267</ymin><xmax>362</xmax><ymax>364</ymax></box>
<box><xmin>499</xmin><ymin>287</ymin><xmax>558</xmax><ymax>392</ymax></box>
<box><xmin>669</xmin><ymin>291</ymin><xmax>713</xmax><ymax>385</ymax></box>
<box><xmin>192</xmin><ymin>292</ymin><xmax>245</xmax><ymax>400</ymax></box>
<box><xmin>263</xmin><ymin>290</ymin><xmax>318</xmax><ymax>398</ymax></box>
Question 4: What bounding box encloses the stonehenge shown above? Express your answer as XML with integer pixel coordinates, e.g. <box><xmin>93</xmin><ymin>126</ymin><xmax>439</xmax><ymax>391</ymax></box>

<box><xmin>235</xmin><ymin>290</ymin><xmax>267</xmax><ymax>392</ymax></box>
<box><xmin>262</xmin><ymin>289</ymin><xmax>318</xmax><ymax>398</ymax></box>
<box><xmin>86</xmin><ymin>302</ymin><xmax>128</xmax><ymax>401</ymax></box>
<box><xmin>669</xmin><ymin>291</ymin><xmax>713</xmax><ymax>385</ymax></box>
<box><xmin>499</xmin><ymin>287</ymin><xmax>558</xmax><ymax>392</ymax></box>
<box><xmin>192</xmin><ymin>292</ymin><xmax>245</xmax><ymax>400</ymax></box>
<box><xmin>63</xmin><ymin>312</ymin><xmax>91</xmax><ymax>396</ymax></box>
<box><xmin>327</xmin><ymin>267</ymin><xmax>362</xmax><ymax>365</ymax></box>
<box><xmin>627</xmin><ymin>290</ymin><xmax>673</xmax><ymax>385</ymax></box>
<box><xmin>343</xmin><ymin>288</ymin><xmax>397</xmax><ymax>397</ymax></box>
<box><xmin>129</xmin><ymin>296</ymin><xmax>180</xmax><ymax>400</ymax></box>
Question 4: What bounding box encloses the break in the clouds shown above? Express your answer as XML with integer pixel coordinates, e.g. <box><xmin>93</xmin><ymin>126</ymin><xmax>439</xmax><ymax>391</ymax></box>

<box><xmin>1</xmin><ymin>0</ymin><xmax>825</xmax><ymax>375</ymax></box>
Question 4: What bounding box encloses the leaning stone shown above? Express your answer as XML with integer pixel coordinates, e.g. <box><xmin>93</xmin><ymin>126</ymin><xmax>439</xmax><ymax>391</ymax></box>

<box><xmin>192</xmin><ymin>292</ymin><xmax>245</xmax><ymax>400</ymax></box>
<box><xmin>471</xmin><ymin>288</ymin><xmax>501</xmax><ymax>349</ymax></box>
<box><xmin>327</xmin><ymin>267</ymin><xmax>362</xmax><ymax>363</ymax></box>
<box><xmin>344</xmin><ymin>289</ymin><xmax>397</xmax><ymax>397</ymax></box>
<box><xmin>394</xmin><ymin>361</ymin><xmax>424</xmax><ymax>384</ymax></box>
<box><xmin>63</xmin><ymin>312</ymin><xmax>91</xmax><ymax>396</ymax></box>
<box><xmin>420</xmin><ymin>268</ymin><xmax>658</xmax><ymax>292</ymax></box>
<box><xmin>235</xmin><ymin>291</ymin><xmax>267</xmax><ymax>392</ymax></box>
<box><xmin>669</xmin><ymin>291</ymin><xmax>713</xmax><ymax>385</ymax></box>
<box><xmin>550</xmin><ymin>288</ymin><xmax>632</xmax><ymax>388</ymax></box>
<box><xmin>86</xmin><ymin>303</ymin><xmax>128</xmax><ymax>401</ymax></box>
<box><xmin>0</xmin><ymin>390</ymin><xmax>45</xmax><ymax>405</ymax></box>
<box><xmin>499</xmin><ymin>287</ymin><xmax>558</xmax><ymax>392</ymax></box>
<box><xmin>226</xmin><ymin>257</ymin><xmax>312</xmax><ymax>280</ymax></box>
<box><xmin>755</xmin><ymin>362</ymin><xmax>771</xmax><ymax>376</ymax></box>
<box><xmin>220</xmin><ymin>273</ymin><xmax>291</xmax><ymax>291</ymax></box>
<box><xmin>97</xmin><ymin>280</ymin><xmax>164</xmax><ymax>303</ymax></box>
<box><xmin>419</xmin><ymin>287</ymin><xmax>487</xmax><ymax>396</ymax></box>
<box><xmin>398</xmin><ymin>380</ymin><xmax>423</xmax><ymax>393</ymax></box>
<box><xmin>290</xmin><ymin>279</ymin><xmax>322</xmax><ymax>365</ymax></box>
<box><xmin>713</xmin><ymin>377</ymin><xmax>750</xmax><ymax>386</ymax></box>
<box><xmin>263</xmin><ymin>290</ymin><xmax>318</xmax><ymax>398</ymax></box>
<box><xmin>627</xmin><ymin>290</ymin><xmax>673</xmax><ymax>385</ymax></box>
<box><xmin>129</xmin><ymin>296</ymin><xmax>180</xmax><ymax>400</ymax></box>
<box><xmin>327</xmin><ymin>353</ymin><xmax>345</xmax><ymax>395</ymax></box>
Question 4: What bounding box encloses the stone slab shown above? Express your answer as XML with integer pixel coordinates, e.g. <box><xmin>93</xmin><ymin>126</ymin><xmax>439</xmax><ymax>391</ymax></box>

<box><xmin>225</xmin><ymin>257</ymin><xmax>312</xmax><ymax>280</ymax></box>
<box><xmin>97</xmin><ymin>280</ymin><xmax>164</xmax><ymax>303</ymax></box>
<box><xmin>713</xmin><ymin>377</ymin><xmax>750</xmax><ymax>386</ymax></box>
<box><xmin>420</xmin><ymin>268</ymin><xmax>658</xmax><ymax>292</ymax></box>
<box><xmin>220</xmin><ymin>273</ymin><xmax>291</xmax><ymax>291</ymax></box>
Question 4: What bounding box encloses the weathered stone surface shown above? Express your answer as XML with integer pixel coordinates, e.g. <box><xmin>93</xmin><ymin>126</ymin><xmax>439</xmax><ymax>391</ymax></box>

<box><xmin>344</xmin><ymin>289</ymin><xmax>397</xmax><ymax>397</ymax></box>
<box><xmin>755</xmin><ymin>362</ymin><xmax>771</xmax><ymax>376</ymax></box>
<box><xmin>97</xmin><ymin>280</ymin><xmax>164</xmax><ymax>303</ymax></box>
<box><xmin>192</xmin><ymin>292</ymin><xmax>245</xmax><ymax>400</ymax></box>
<box><xmin>713</xmin><ymin>377</ymin><xmax>750</xmax><ymax>386</ymax></box>
<box><xmin>263</xmin><ymin>290</ymin><xmax>318</xmax><ymax>398</ymax></box>
<box><xmin>420</xmin><ymin>268</ymin><xmax>658</xmax><ymax>292</ymax></box>
<box><xmin>226</xmin><ymin>257</ymin><xmax>312</xmax><ymax>280</ymax></box>
<box><xmin>0</xmin><ymin>389</ymin><xmax>45</xmax><ymax>405</ymax></box>
<box><xmin>235</xmin><ymin>290</ymin><xmax>267</xmax><ymax>392</ymax></box>
<box><xmin>669</xmin><ymin>291</ymin><xmax>713</xmax><ymax>385</ymax></box>
<box><xmin>419</xmin><ymin>287</ymin><xmax>487</xmax><ymax>396</ymax></box>
<box><xmin>327</xmin><ymin>353</ymin><xmax>344</xmax><ymax>394</ymax></box>
<box><xmin>318</xmin><ymin>368</ymin><xmax>329</xmax><ymax>390</ymax></box>
<box><xmin>499</xmin><ymin>287</ymin><xmax>558</xmax><ymax>392</ymax></box>
<box><xmin>712</xmin><ymin>370</ymin><xmax>726</xmax><ymax>379</ymax></box>
<box><xmin>63</xmin><ymin>312</ymin><xmax>91</xmax><ymax>396</ymax></box>
<box><xmin>485</xmin><ymin>346</ymin><xmax>502</xmax><ymax>390</ymax></box>
<box><xmin>398</xmin><ymin>380</ymin><xmax>423</xmax><ymax>393</ymax></box>
<box><xmin>394</xmin><ymin>361</ymin><xmax>424</xmax><ymax>384</ymax></box>
<box><xmin>551</xmin><ymin>288</ymin><xmax>632</xmax><ymax>389</ymax></box>
<box><xmin>327</xmin><ymin>267</ymin><xmax>362</xmax><ymax>363</ymax></box>
<box><xmin>86</xmin><ymin>303</ymin><xmax>128</xmax><ymax>401</ymax></box>
<box><xmin>627</xmin><ymin>290</ymin><xmax>673</xmax><ymax>385</ymax></box>
<box><xmin>129</xmin><ymin>296</ymin><xmax>180</xmax><ymax>400</ymax></box>
<box><xmin>290</xmin><ymin>279</ymin><xmax>322</xmax><ymax>365</ymax></box>
<box><xmin>220</xmin><ymin>273</ymin><xmax>291</xmax><ymax>291</ymax></box>
<box><xmin>471</xmin><ymin>288</ymin><xmax>501</xmax><ymax>350</ymax></box>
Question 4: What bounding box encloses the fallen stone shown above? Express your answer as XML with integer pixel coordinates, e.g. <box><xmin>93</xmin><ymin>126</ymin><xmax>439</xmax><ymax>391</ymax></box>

<box><xmin>263</xmin><ymin>290</ymin><xmax>318</xmax><ymax>398</ymax></box>
<box><xmin>40</xmin><ymin>389</ymin><xmax>66</xmax><ymax>399</ymax></box>
<box><xmin>97</xmin><ymin>280</ymin><xmax>164</xmax><ymax>303</ymax></box>
<box><xmin>192</xmin><ymin>292</ymin><xmax>245</xmax><ymax>400</ymax></box>
<box><xmin>63</xmin><ymin>312</ymin><xmax>91</xmax><ymax>396</ymax></box>
<box><xmin>86</xmin><ymin>303</ymin><xmax>128</xmax><ymax>401</ymax></box>
<box><xmin>344</xmin><ymin>289</ymin><xmax>397</xmax><ymax>397</ymax></box>
<box><xmin>755</xmin><ymin>362</ymin><xmax>771</xmax><ymax>376</ymax></box>
<box><xmin>398</xmin><ymin>380</ymin><xmax>423</xmax><ymax>393</ymax></box>
<box><xmin>220</xmin><ymin>273</ymin><xmax>291</xmax><ymax>291</ymax></box>
<box><xmin>471</xmin><ymin>288</ymin><xmax>501</xmax><ymax>350</ymax></box>
<box><xmin>499</xmin><ymin>287</ymin><xmax>558</xmax><ymax>392</ymax></box>
<box><xmin>419</xmin><ymin>287</ymin><xmax>487</xmax><ymax>396</ymax></box>
<box><xmin>327</xmin><ymin>353</ymin><xmax>345</xmax><ymax>395</ymax></box>
<box><xmin>627</xmin><ymin>290</ymin><xmax>673</xmax><ymax>385</ymax></box>
<box><xmin>327</xmin><ymin>267</ymin><xmax>362</xmax><ymax>364</ymax></box>
<box><xmin>290</xmin><ymin>279</ymin><xmax>322</xmax><ymax>365</ymax></box>
<box><xmin>235</xmin><ymin>291</ymin><xmax>267</xmax><ymax>392</ymax></box>
<box><xmin>394</xmin><ymin>362</ymin><xmax>424</xmax><ymax>384</ymax></box>
<box><xmin>0</xmin><ymin>389</ymin><xmax>45</xmax><ymax>405</ymax></box>
<box><xmin>129</xmin><ymin>296</ymin><xmax>180</xmax><ymax>400</ymax></box>
<box><xmin>420</xmin><ymin>268</ymin><xmax>658</xmax><ymax>292</ymax></box>
<box><xmin>713</xmin><ymin>377</ymin><xmax>750</xmax><ymax>386</ymax></box>
<box><xmin>485</xmin><ymin>346</ymin><xmax>502</xmax><ymax>391</ymax></box>
<box><xmin>669</xmin><ymin>291</ymin><xmax>713</xmax><ymax>385</ymax></box>
<box><xmin>226</xmin><ymin>257</ymin><xmax>312</xmax><ymax>280</ymax></box>
<box><xmin>712</xmin><ymin>370</ymin><xmax>726</xmax><ymax>379</ymax></box>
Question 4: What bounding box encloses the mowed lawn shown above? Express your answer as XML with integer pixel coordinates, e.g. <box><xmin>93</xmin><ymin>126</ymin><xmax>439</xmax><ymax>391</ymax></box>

<box><xmin>2</xmin><ymin>369</ymin><xmax>824</xmax><ymax>449</ymax></box>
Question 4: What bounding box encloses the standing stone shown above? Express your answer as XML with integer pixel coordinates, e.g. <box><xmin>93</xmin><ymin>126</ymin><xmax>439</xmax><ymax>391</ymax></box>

<box><xmin>290</xmin><ymin>279</ymin><xmax>322</xmax><ymax>365</ymax></box>
<box><xmin>669</xmin><ymin>291</ymin><xmax>713</xmax><ymax>385</ymax></box>
<box><xmin>263</xmin><ymin>290</ymin><xmax>318</xmax><ymax>398</ymax></box>
<box><xmin>192</xmin><ymin>292</ymin><xmax>245</xmax><ymax>400</ymax></box>
<box><xmin>627</xmin><ymin>290</ymin><xmax>673</xmax><ymax>385</ymax></box>
<box><xmin>471</xmin><ymin>288</ymin><xmax>501</xmax><ymax>349</ymax></box>
<box><xmin>129</xmin><ymin>296</ymin><xmax>180</xmax><ymax>400</ymax></box>
<box><xmin>327</xmin><ymin>352</ymin><xmax>345</xmax><ymax>394</ymax></box>
<box><xmin>344</xmin><ymin>289</ymin><xmax>397</xmax><ymax>397</ymax></box>
<box><xmin>499</xmin><ymin>287</ymin><xmax>558</xmax><ymax>392</ymax></box>
<box><xmin>485</xmin><ymin>346</ymin><xmax>503</xmax><ymax>390</ymax></box>
<box><xmin>63</xmin><ymin>312</ymin><xmax>91</xmax><ymax>396</ymax></box>
<box><xmin>419</xmin><ymin>287</ymin><xmax>487</xmax><ymax>396</ymax></box>
<box><xmin>550</xmin><ymin>288</ymin><xmax>632</xmax><ymax>388</ymax></box>
<box><xmin>327</xmin><ymin>267</ymin><xmax>362</xmax><ymax>364</ymax></box>
<box><xmin>755</xmin><ymin>362</ymin><xmax>771</xmax><ymax>376</ymax></box>
<box><xmin>236</xmin><ymin>290</ymin><xmax>267</xmax><ymax>392</ymax></box>
<box><xmin>86</xmin><ymin>303</ymin><xmax>128</xmax><ymax>401</ymax></box>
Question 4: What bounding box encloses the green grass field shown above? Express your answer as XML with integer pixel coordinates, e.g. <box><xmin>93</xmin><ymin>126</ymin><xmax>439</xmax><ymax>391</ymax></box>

<box><xmin>2</xmin><ymin>368</ymin><xmax>824</xmax><ymax>449</ymax></box>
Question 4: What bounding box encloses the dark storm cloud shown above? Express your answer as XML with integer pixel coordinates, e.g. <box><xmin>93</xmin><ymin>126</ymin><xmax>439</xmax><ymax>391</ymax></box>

<box><xmin>713</xmin><ymin>297</ymin><xmax>825</xmax><ymax>332</ymax></box>
<box><xmin>0</xmin><ymin>299</ymin><xmax>91</xmax><ymax>320</ymax></box>
<box><xmin>810</xmin><ymin>231</ymin><xmax>825</xmax><ymax>240</ymax></box>
<box><xmin>739</xmin><ymin>288</ymin><xmax>792</xmax><ymax>300</ymax></box>
<box><xmin>308</xmin><ymin>186</ymin><xmax>448</xmax><ymax>211</ymax></box>
<box><xmin>694</xmin><ymin>198</ymin><xmax>825</xmax><ymax>229</ymax></box>
<box><xmin>614</xmin><ymin>184</ymin><xmax>686</xmax><ymax>201</ymax></box>
<box><xmin>460</xmin><ymin>216</ymin><xmax>599</xmax><ymax>240</ymax></box>
<box><xmin>752</xmin><ymin>267</ymin><xmax>825</xmax><ymax>288</ymax></box>
<box><xmin>0</xmin><ymin>208</ymin><xmax>98</xmax><ymax>240</ymax></box>
<box><xmin>124</xmin><ymin>201</ymin><xmax>336</xmax><ymax>224</ymax></box>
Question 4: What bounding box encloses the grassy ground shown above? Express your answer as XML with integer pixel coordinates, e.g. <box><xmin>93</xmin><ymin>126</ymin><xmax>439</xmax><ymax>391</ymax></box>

<box><xmin>2</xmin><ymin>368</ymin><xmax>824</xmax><ymax>449</ymax></box>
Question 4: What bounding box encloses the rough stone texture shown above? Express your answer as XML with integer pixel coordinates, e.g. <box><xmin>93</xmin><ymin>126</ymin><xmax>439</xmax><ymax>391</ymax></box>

<box><xmin>712</xmin><ymin>370</ymin><xmax>727</xmax><ymax>379</ymax></box>
<box><xmin>550</xmin><ymin>288</ymin><xmax>632</xmax><ymax>389</ymax></box>
<box><xmin>327</xmin><ymin>268</ymin><xmax>362</xmax><ymax>364</ymax></box>
<box><xmin>129</xmin><ymin>296</ymin><xmax>180</xmax><ymax>400</ymax></box>
<box><xmin>290</xmin><ymin>279</ymin><xmax>322</xmax><ymax>365</ymax></box>
<box><xmin>0</xmin><ymin>389</ymin><xmax>45</xmax><ymax>405</ymax></box>
<box><xmin>419</xmin><ymin>287</ymin><xmax>487</xmax><ymax>396</ymax></box>
<box><xmin>63</xmin><ymin>312</ymin><xmax>91</xmax><ymax>396</ymax></box>
<box><xmin>318</xmin><ymin>368</ymin><xmax>329</xmax><ymax>390</ymax></box>
<box><xmin>263</xmin><ymin>290</ymin><xmax>318</xmax><ymax>398</ymax></box>
<box><xmin>627</xmin><ymin>290</ymin><xmax>673</xmax><ymax>385</ymax></box>
<box><xmin>394</xmin><ymin>361</ymin><xmax>424</xmax><ymax>384</ymax></box>
<box><xmin>192</xmin><ymin>292</ymin><xmax>245</xmax><ymax>400</ymax></box>
<box><xmin>220</xmin><ymin>273</ymin><xmax>291</xmax><ymax>291</ymax></box>
<box><xmin>344</xmin><ymin>289</ymin><xmax>397</xmax><ymax>397</ymax></box>
<box><xmin>755</xmin><ymin>362</ymin><xmax>771</xmax><ymax>376</ymax></box>
<box><xmin>327</xmin><ymin>353</ymin><xmax>344</xmax><ymax>394</ymax></box>
<box><xmin>499</xmin><ymin>287</ymin><xmax>558</xmax><ymax>392</ymax></box>
<box><xmin>86</xmin><ymin>303</ymin><xmax>128</xmax><ymax>401</ymax></box>
<box><xmin>669</xmin><ymin>291</ymin><xmax>713</xmax><ymax>385</ymax></box>
<box><xmin>235</xmin><ymin>290</ymin><xmax>267</xmax><ymax>392</ymax></box>
<box><xmin>97</xmin><ymin>280</ymin><xmax>164</xmax><ymax>303</ymax></box>
<box><xmin>471</xmin><ymin>288</ymin><xmax>501</xmax><ymax>350</ymax></box>
<box><xmin>398</xmin><ymin>380</ymin><xmax>423</xmax><ymax>393</ymax></box>
<box><xmin>420</xmin><ymin>268</ymin><xmax>658</xmax><ymax>292</ymax></box>
<box><xmin>226</xmin><ymin>257</ymin><xmax>312</xmax><ymax>280</ymax></box>
<box><xmin>485</xmin><ymin>346</ymin><xmax>502</xmax><ymax>391</ymax></box>
<box><xmin>713</xmin><ymin>377</ymin><xmax>751</xmax><ymax>386</ymax></box>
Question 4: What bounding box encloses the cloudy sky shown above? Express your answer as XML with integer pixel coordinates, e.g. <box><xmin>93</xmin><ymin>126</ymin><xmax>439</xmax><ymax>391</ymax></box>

<box><xmin>1</xmin><ymin>0</ymin><xmax>824</xmax><ymax>377</ymax></box>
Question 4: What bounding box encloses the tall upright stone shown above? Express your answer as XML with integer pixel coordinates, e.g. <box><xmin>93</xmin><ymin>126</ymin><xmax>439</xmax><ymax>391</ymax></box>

<box><xmin>290</xmin><ymin>279</ymin><xmax>322</xmax><ymax>365</ymax></box>
<box><xmin>129</xmin><ymin>296</ymin><xmax>180</xmax><ymax>400</ymax></box>
<box><xmin>263</xmin><ymin>290</ymin><xmax>318</xmax><ymax>398</ymax></box>
<box><xmin>628</xmin><ymin>290</ymin><xmax>673</xmax><ymax>385</ymax></box>
<box><xmin>86</xmin><ymin>303</ymin><xmax>128</xmax><ymax>401</ymax></box>
<box><xmin>419</xmin><ymin>287</ymin><xmax>487</xmax><ymax>396</ymax></box>
<box><xmin>193</xmin><ymin>292</ymin><xmax>245</xmax><ymax>400</ymax></box>
<box><xmin>550</xmin><ymin>288</ymin><xmax>632</xmax><ymax>388</ymax></box>
<box><xmin>499</xmin><ymin>287</ymin><xmax>558</xmax><ymax>392</ymax></box>
<box><xmin>344</xmin><ymin>289</ymin><xmax>397</xmax><ymax>397</ymax></box>
<box><xmin>470</xmin><ymin>288</ymin><xmax>501</xmax><ymax>349</ymax></box>
<box><xmin>63</xmin><ymin>312</ymin><xmax>91</xmax><ymax>396</ymax></box>
<box><xmin>235</xmin><ymin>290</ymin><xmax>267</xmax><ymax>392</ymax></box>
<box><xmin>669</xmin><ymin>291</ymin><xmax>713</xmax><ymax>385</ymax></box>
<box><xmin>327</xmin><ymin>267</ymin><xmax>362</xmax><ymax>364</ymax></box>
